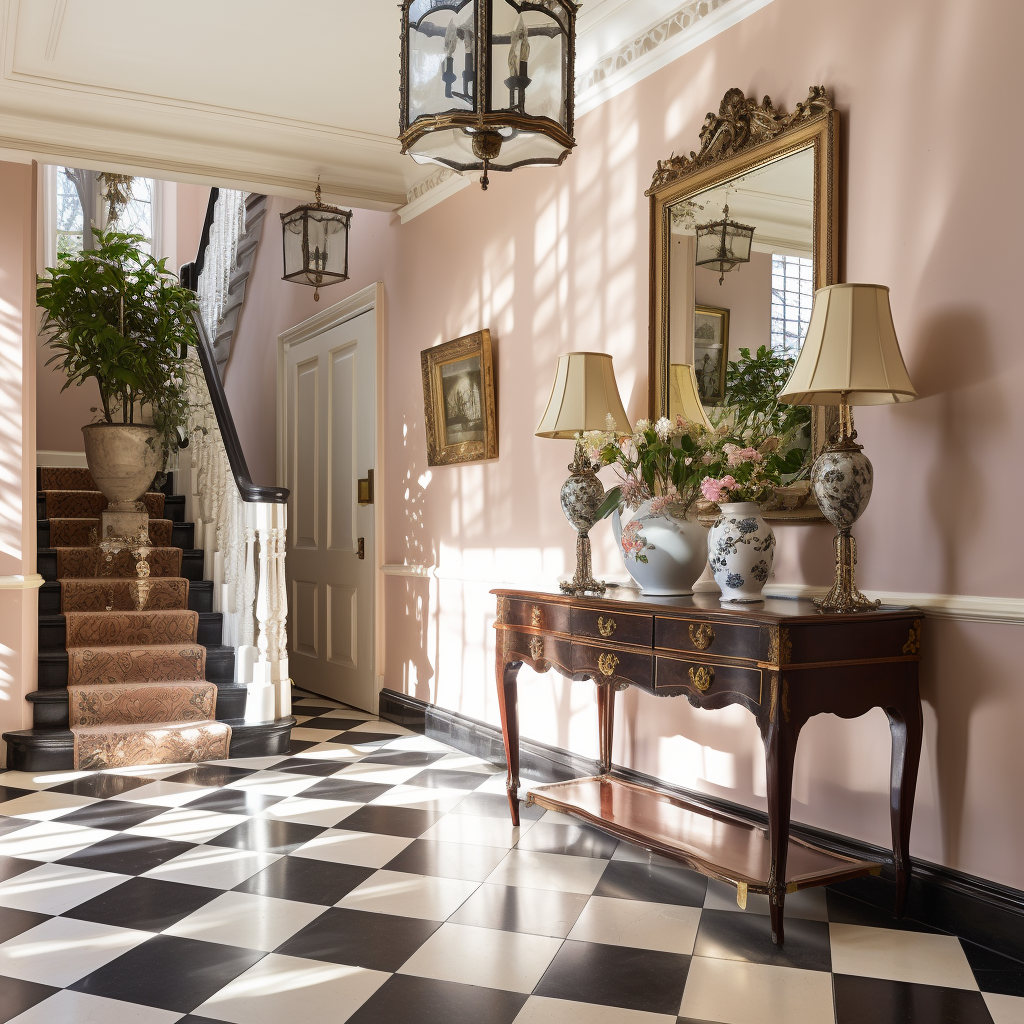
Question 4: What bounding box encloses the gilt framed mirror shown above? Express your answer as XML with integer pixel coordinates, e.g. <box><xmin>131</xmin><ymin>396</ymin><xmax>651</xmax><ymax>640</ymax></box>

<box><xmin>648</xmin><ymin>86</ymin><xmax>839</xmax><ymax>521</ymax></box>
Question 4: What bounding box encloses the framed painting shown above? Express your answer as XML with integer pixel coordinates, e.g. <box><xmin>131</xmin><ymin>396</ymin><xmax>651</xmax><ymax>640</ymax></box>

<box><xmin>693</xmin><ymin>304</ymin><xmax>730</xmax><ymax>404</ymax></box>
<box><xmin>421</xmin><ymin>330</ymin><xmax>498</xmax><ymax>466</ymax></box>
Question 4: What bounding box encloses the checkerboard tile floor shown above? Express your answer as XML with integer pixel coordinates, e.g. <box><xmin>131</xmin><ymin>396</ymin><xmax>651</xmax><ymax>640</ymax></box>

<box><xmin>1</xmin><ymin>691</ymin><xmax>1022</xmax><ymax>1024</ymax></box>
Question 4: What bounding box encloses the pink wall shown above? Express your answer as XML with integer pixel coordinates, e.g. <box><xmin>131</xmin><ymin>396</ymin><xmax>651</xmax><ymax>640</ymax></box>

<box><xmin>696</xmin><ymin>252</ymin><xmax>772</xmax><ymax>361</ymax></box>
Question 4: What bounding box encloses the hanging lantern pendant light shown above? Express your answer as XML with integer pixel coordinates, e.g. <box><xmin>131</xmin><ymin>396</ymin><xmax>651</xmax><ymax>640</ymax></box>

<box><xmin>694</xmin><ymin>203</ymin><xmax>756</xmax><ymax>284</ymax></box>
<box><xmin>280</xmin><ymin>181</ymin><xmax>352</xmax><ymax>301</ymax></box>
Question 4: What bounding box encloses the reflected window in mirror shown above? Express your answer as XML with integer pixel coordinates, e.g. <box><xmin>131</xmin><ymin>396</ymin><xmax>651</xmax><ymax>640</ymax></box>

<box><xmin>770</xmin><ymin>254</ymin><xmax>814</xmax><ymax>357</ymax></box>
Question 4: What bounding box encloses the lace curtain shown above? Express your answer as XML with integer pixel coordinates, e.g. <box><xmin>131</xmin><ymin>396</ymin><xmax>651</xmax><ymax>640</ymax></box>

<box><xmin>197</xmin><ymin>189</ymin><xmax>246</xmax><ymax>337</ymax></box>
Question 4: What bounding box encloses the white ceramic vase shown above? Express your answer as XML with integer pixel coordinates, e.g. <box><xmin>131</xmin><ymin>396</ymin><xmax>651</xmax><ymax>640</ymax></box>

<box><xmin>612</xmin><ymin>500</ymin><xmax>708</xmax><ymax>596</ymax></box>
<box><xmin>707</xmin><ymin>501</ymin><xmax>775</xmax><ymax>603</ymax></box>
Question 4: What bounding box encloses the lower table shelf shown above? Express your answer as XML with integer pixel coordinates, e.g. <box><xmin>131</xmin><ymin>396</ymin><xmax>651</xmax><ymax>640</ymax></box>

<box><xmin>526</xmin><ymin>775</ymin><xmax>881</xmax><ymax>897</ymax></box>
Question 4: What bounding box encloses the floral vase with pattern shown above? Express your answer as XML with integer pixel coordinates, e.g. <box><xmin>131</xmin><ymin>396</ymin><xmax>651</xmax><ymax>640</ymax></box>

<box><xmin>707</xmin><ymin>501</ymin><xmax>775</xmax><ymax>603</ymax></box>
<box><xmin>612</xmin><ymin>499</ymin><xmax>708</xmax><ymax>596</ymax></box>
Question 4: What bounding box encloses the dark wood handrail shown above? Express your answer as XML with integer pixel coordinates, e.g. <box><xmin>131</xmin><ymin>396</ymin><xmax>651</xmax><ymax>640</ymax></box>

<box><xmin>179</xmin><ymin>188</ymin><xmax>288</xmax><ymax>504</ymax></box>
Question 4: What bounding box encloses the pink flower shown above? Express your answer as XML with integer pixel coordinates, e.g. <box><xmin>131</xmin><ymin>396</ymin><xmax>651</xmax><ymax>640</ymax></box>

<box><xmin>727</xmin><ymin>446</ymin><xmax>762</xmax><ymax>467</ymax></box>
<box><xmin>700</xmin><ymin>476</ymin><xmax>738</xmax><ymax>503</ymax></box>
<box><xmin>649</xmin><ymin>494</ymin><xmax>673</xmax><ymax>515</ymax></box>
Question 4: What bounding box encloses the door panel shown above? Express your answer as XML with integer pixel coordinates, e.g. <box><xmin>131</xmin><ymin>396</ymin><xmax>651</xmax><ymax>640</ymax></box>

<box><xmin>293</xmin><ymin>358</ymin><xmax>319</xmax><ymax>550</ymax></box>
<box><xmin>292</xmin><ymin>580</ymin><xmax>318</xmax><ymax>659</ymax></box>
<box><xmin>328</xmin><ymin>346</ymin><xmax>356</xmax><ymax>552</ymax></box>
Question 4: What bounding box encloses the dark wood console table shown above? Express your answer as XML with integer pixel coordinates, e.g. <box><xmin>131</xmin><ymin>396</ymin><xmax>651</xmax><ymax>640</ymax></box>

<box><xmin>493</xmin><ymin>588</ymin><xmax>924</xmax><ymax>945</ymax></box>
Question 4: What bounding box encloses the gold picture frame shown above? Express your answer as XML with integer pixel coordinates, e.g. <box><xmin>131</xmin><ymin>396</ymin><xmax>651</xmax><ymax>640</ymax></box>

<box><xmin>421</xmin><ymin>330</ymin><xmax>498</xmax><ymax>466</ymax></box>
<box><xmin>693</xmin><ymin>304</ymin><xmax>730</xmax><ymax>404</ymax></box>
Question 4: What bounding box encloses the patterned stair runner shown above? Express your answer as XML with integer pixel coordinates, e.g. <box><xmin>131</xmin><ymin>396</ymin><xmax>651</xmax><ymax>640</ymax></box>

<box><xmin>43</xmin><ymin>467</ymin><xmax>230</xmax><ymax>769</ymax></box>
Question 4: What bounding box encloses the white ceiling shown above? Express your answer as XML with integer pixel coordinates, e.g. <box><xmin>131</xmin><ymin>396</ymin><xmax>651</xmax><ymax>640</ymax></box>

<box><xmin>0</xmin><ymin>0</ymin><xmax>770</xmax><ymax>213</ymax></box>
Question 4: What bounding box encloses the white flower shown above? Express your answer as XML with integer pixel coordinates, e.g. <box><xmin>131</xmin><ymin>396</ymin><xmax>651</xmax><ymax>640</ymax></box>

<box><xmin>605</xmin><ymin>413</ymin><xmax>617</xmax><ymax>431</ymax></box>
<box><xmin>654</xmin><ymin>416</ymin><xmax>673</xmax><ymax>441</ymax></box>
<box><xmin>636</xmin><ymin>418</ymin><xmax>650</xmax><ymax>432</ymax></box>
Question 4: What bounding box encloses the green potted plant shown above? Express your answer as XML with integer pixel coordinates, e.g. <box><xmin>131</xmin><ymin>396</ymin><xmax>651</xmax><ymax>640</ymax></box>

<box><xmin>37</xmin><ymin>228</ymin><xmax>200</xmax><ymax>510</ymax></box>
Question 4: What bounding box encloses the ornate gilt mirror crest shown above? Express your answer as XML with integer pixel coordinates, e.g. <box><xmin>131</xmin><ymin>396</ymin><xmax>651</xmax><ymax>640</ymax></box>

<box><xmin>648</xmin><ymin>86</ymin><xmax>839</xmax><ymax>521</ymax></box>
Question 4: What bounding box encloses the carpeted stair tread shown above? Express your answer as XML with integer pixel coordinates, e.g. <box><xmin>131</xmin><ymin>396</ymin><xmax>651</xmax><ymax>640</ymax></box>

<box><xmin>48</xmin><ymin>518</ymin><xmax>173</xmax><ymax>547</ymax></box>
<box><xmin>39</xmin><ymin>467</ymin><xmax>99</xmax><ymax>491</ymax></box>
<box><xmin>65</xmin><ymin>609</ymin><xmax>199</xmax><ymax>648</ymax></box>
<box><xmin>68</xmin><ymin>644</ymin><xmax>206</xmax><ymax>686</ymax></box>
<box><xmin>42</xmin><ymin>490</ymin><xmax>165</xmax><ymax>519</ymax></box>
<box><xmin>68</xmin><ymin>680</ymin><xmax>218</xmax><ymax>726</ymax></box>
<box><xmin>73</xmin><ymin>719</ymin><xmax>231</xmax><ymax>770</ymax></box>
<box><xmin>56</xmin><ymin>546</ymin><xmax>183</xmax><ymax>579</ymax></box>
<box><xmin>59</xmin><ymin>577</ymin><xmax>190</xmax><ymax>612</ymax></box>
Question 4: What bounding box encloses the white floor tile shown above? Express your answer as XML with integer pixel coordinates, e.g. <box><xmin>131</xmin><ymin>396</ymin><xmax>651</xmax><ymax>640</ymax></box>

<box><xmin>486</xmin><ymin>849</ymin><xmax>609</xmax><ymax>895</ymax></box>
<box><xmin>192</xmin><ymin>952</ymin><xmax>388</xmax><ymax>1024</ymax></box>
<box><xmin>0</xmin><ymin>863</ymin><xmax>128</xmax><ymax>915</ymax></box>
<box><xmin>0</xmin><ymin>916</ymin><xmax>151</xmax><ymax>986</ymax></box>
<box><xmin>225</xmin><ymin>771</ymin><xmax>320</xmax><ymax>798</ymax></box>
<box><xmin>611</xmin><ymin>842</ymin><xmax>693</xmax><ymax>869</ymax></box>
<box><xmin>260</xmin><ymin>795</ymin><xmax>361</xmax><ymax>828</ymax></box>
<box><xmin>704</xmin><ymin>878</ymin><xmax>829</xmax><ymax>921</ymax></box>
<box><xmin>124</xmin><ymin>807</ymin><xmax>249</xmax><ymax>844</ymax></box>
<box><xmin>0</xmin><ymin>790</ymin><xmax>98</xmax><ymax>821</ymax></box>
<box><xmin>514</xmin><ymin>995</ymin><xmax>677</xmax><ymax>1024</ymax></box>
<box><xmin>679</xmin><ymin>956</ymin><xmax>836</xmax><ymax>1024</ymax></box>
<box><xmin>6</xmin><ymin>989</ymin><xmax>182</xmax><ymax>1024</ymax></box>
<box><xmin>337</xmin><ymin>870</ymin><xmax>479</xmax><ymax>920</ymax></box>
<box><xmin>207</xmin><ymin>756</ymin><xmax>290</xmax><ymax>771</ymax></box>
<box><xmin>0</xmin><ymin>820</ymin><xmax>115</xmax><ymax>862</ymax></box>
<box><xmin>568</xmin><ymin>895</ymin><xmax>702</xmax><ymax>954</ymax></box>
<box><xmin>0</xmin><ymin>770</ymin><xmax>94</xmax><ymax>792</ymax></box>
<box><xmin>164</xmin><ymin>890</ymin><xmax>325</xmax><ymax>950</ymax></box>
<box><xmin>331</xmin><ymin>762</ymin><xmax>425</xmax><ymax>786</ymax></box>
<box><xmin>382</xmin><ymin>735</ymin><xmax>453</xmax><ymax>754</ymax></box>
<box><xmin>142</xmin><ymin>845</ymin><xmax>280</xmax><ymax>890</ymax></box>
<box><xmin>368</xmin><ymin>785</ymin><xmax>467</xmax><ymax>814</ymax></box>
<box><xmin>281</xmin><ymin>744</ymin><xmax>362</xmax><ymax>761</ymax></box>
<box><xmin>346</xmin><ymin>720</ymin><xmax>410</xmax><ymax>735</ymax></box>
<box><xmin>985</xmin><ymin>992</ymin><xmax>1024</xmax><ymax>1024</ymax></box>
<box><xmin>419</xmin><ymin>813</ymin><xmax>534</xmax><ymax>849</ymax></box>
<box><xmin>117</xmin><ymin>781</ymin><xmax>214</xmax><ymax>808</ymax></box>
<box><xmin>828</xmin><ymin>923</ymin><xmax>978</xmax><ymax>990</ymax></box>
<box><xmin>432</xmin><ymin>752</ymin><xmax>500</xmax><ymax>773</ymax></box>
<box><xmin>290</xmin><ymin>829</ymin><xmax>413</xmax><ymax>869</ymax></box>
<box><xmin>103</xmin><ymin>764</ymin><xmax>204</xmax><ymax>780</ymax></box>
<box><xmin>290</xmin><ymin>727</ymin><xmax>351</xmax><ymax>743</ymax></box>
<box><xmin>398</xmin><ymin>922</ymin><xmax>563</xmax><ymax>993</ymax></box>
<box><xmin>318</xmin><ymin>708</ymin><xmax>375</xmax><ymax>720</ymax></box>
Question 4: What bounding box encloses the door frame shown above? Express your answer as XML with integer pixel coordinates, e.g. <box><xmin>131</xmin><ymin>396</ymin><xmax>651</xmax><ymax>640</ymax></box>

<box><xmin>277</xmin><ymin>281</ymin><xmax>386</xmax><ymax>709</ymax></box>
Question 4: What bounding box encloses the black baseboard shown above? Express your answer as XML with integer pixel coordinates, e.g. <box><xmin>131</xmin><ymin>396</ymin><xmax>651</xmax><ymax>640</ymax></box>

<box><xmin>379</xmin><ymin>687</ymin><xmax>1024</xmax><ymax>963</ymax></box>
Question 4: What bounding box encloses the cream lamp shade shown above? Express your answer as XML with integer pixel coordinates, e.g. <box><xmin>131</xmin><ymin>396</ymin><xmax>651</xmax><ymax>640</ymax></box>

<box><xmin>669</xmin><ymin>364</ymin><xmax>713</xmax><ymax>431</ymax></box>
<box><xmin>778</xmin><ymin>284</ymin><xmax>918</xmax><ymax>406</ymax></box>
<box><xmin>536</xmin><ymin>352</ymin><xmax>632</xmax><ymax>438</ymax></box>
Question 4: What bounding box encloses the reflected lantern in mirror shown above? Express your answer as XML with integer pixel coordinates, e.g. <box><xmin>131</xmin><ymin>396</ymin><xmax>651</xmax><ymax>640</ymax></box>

<box><xmin>695</xmin><ymin>204</ymin><xmax>755</xmax><ymax>284</ymax></box>
<box><xmin>280</xmin><ymin>184</ymin><xmax>352</xmax><ymax>302</ymax></box>
<box><xmin>400</xmin><ymin>0</ymin><xmax>578</xmax><ymax>190</ymax></box>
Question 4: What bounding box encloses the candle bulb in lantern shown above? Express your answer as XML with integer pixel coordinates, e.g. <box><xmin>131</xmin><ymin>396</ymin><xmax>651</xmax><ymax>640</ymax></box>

<box><xmin>461</xmin><ymin>22</ymin><xmax>475</xmax><ymax>103</ymax></box>
<box><xmin>442</xmin><ymin>19</ymin><xmax>457</xmax><ymax>98</ymax></box>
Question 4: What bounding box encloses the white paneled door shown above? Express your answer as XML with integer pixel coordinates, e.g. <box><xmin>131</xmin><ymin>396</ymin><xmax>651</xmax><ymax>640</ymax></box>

<box><xmin>284</xmin><ymin>308</ymin><xmax>376</xmax><ymax>710</ymax></box>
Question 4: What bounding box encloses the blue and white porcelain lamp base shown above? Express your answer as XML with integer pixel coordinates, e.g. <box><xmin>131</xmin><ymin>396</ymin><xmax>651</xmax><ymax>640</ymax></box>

<box><xmin>559</xmin><ymin>439</ymin><xmax>607</xmax><ymax>596</ymax></box>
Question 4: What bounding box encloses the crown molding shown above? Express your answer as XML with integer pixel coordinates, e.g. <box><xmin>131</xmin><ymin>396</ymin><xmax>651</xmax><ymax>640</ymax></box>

<box><xmin>397</xmin><ymin>167</ymin><xmax>473</xmax><ymax>224</ymax></box>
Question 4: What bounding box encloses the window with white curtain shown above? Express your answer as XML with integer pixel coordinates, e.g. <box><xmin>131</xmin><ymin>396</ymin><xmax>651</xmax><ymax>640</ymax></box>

<box><xmin>770</xmin><ymin>253</ymin><xmax>813</xmax><ymax>358</ymax></box>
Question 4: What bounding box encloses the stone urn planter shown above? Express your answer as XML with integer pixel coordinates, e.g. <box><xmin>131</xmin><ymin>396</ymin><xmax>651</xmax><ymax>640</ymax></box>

<box><xmin>82</xmin><ymin>423</ymin><xmax>163</xmax><ymax>511</ymax></box>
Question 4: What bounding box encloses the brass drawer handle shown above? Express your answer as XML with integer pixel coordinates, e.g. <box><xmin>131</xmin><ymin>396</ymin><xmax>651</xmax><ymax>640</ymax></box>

<box><xmin>597</xmin><ymin>616</ymin><xmax>616</xmax><ymax>637</ymax></box>
<box><xmin>528</xmin><ymin>636</ymin><xmax>544</xmax><ymax>661</ymax></box>
<box><xmin>688</xmin><ymin>623</ymin><xmax>715</xmax><ymax>650</ymax></box>
<box><xmin>531</xmin><ymin>606</ymin><xmax>542</xmax><ymax>628</ymax></box>
<box><xmin>598</xmin><ymin>652</ymin><xmax>620</xmax><ymax>678</ymax></box>
<box><xmin>688</xmin><ymin>665</ymin><xmax>714</xmax><ymax>691</ymax></box>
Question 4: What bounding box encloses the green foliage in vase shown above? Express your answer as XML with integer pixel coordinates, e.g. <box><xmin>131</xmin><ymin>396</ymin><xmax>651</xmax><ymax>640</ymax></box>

<box><xmin>37</xmin><ymin>228</ymin><xmax>200</xmax><ymax>455</ymax></box>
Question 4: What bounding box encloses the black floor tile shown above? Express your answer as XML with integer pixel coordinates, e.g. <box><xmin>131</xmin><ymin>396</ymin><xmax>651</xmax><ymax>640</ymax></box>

<box><xmin>163</xmin><ymin>764</ymin><xmax>257</xmax><ymax>787</ymax></box>
<box><xmin>448</xmin><ymin>882</ymin><xmax>589</xmax><ymax>937</ymax></box>
<box><xmin>0</xmin><ymin>906</ymin><xmax>50</xmax><ymax>944</ymax></box>
<box><xmin>0</xmin><ymin>976</ymin><xmax>59</xmax><ymax>1023</ymax></box>
<box><xmin>339</xmin><ymin>804</ymin><xmax>442</xmax><ymax>839</ymax></box>
<box><xmin>0</xmin><ymin>785</ymin><xmax>34</xmax><ymax>804</ymax></box>
<box><xmin>406</xmin><ymin>768</ymin><xmax>493</xmax><ymax>791</ymax></box>
<box><xmin>0</xmin><ymin>816</ymin><xmax>32</xmax><ymax>838</ymax></box>
<box><xmin>289</xmin><ymin>704</ymin><xmax>342</xmax><ymax>717</ymax></box>
<box><xmin>300</xmin><ymin>778</ymin><xmax>394</xmax><ymax>803</ymax></box>
<box><xmin>70</xmin><ymin>934</ymin><xmax>265</xmax><ymax>1013</ymax></box>
<box><xmin>270</xmin><ymin>758</ymin><xmax>354</xmax><ymax>777</ymax></box>
<box><xmin>384</xmin><ymin>838</ymin><xmax>508</xmax><ymax>881</ymax></box>
<box><xmin>63</xmin><ymin>876</ymin><xmax>220</xmax><ymax>931</ymax></box>
<box><xmin>57</xmin><ymin>833</ymin><xmax>195</xmax><ymax>875</ymax></box>
<box><xmin>826</xmin><ymin>889</ymin><xmax>940</xmax><ymax>933</ymax></box>
<box><xmin>47</xmin><ymin>774</ymin><xmax>151</xmax><ymax>798</ymax></box>
<box><xmin>833</xmin><ymin>973</ymin><xmax>996</xmax><ymax>1024</ymax></box>
<box><xmin>961</xmin><ymin>939</ymin><xmax>1024</xmax><ymax>997</ymax></box>
<box><xmin>287</xmin><ymin>739</ymin><xmax>319</xmax><ymax>754</ymax></box>
<box><xmin>347</xmin><ymin>974</ymin><xmax>528</xmax><ymax>1024</ymax></box>
<box><xmin>515</xmin><ymin>821</ymin><xmax>619</xmax><ymax>859</ymax></box>
<box><xmin>206</xmin><ymin>817</ymin><xmax>326</xmax><ymax>855</ymax></box>
<box><xmin>536</xmin><ymin>938</ymin><xmax>690</xmax><ymax>1015</ymax></box>
<box><xmin>234</xmin><ymin>855</ymin><xmax>375</xmax><ymax>905</ymax></box>
<box><xmin>693</xmin><ymin>908</ymin><xmax>831</xmax><ymax>971</ymax></box>
<box><xmin>300</xmin><ymin>717</ymin><xmax>365</xmax><ymax>733</ymax></box>
<box><xmin>449</xmin><ymin>791</ymin><xmax>546</xmax><ymax>819</ymax></box>
<box><xmin>594</xmin><ymin>860</ymin><xmax>708</xmax><ymax>907</ymax></box>
<box><xmin>58</xmin><ymin>799</ymin><xmax>166</xmax><ymax>831</ymax></box>
<box><xmin>0</xmin><ymin>855</ymin><xmax>36</xmax><ymax>884</ymax></box>
<box><xmin>333</xmin><ymin>731</ymin><xmax>403</xmax><ymax>746</ymax></box>
<box><xmin>360</xmin><ymin>750</ymin><xmax>449</xmax><ymax>768</ymax></box>
<box><xmin>275</xmin><ymin>907</ymin><xmax>441</xmax><ymax>972</ymax></box>
<box><xmin>187</xmin><ymin>788</ymin><xmax>284</xmax><ymax>816</ymax></box>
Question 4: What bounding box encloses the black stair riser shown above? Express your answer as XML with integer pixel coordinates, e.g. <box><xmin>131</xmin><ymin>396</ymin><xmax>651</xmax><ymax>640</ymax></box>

<box><xmin>37</xmin><ymin>493</ymin><xmax>186</xmax><ymax>523</ymax></box>
<box><xmin>37</xmin><ymin>521</ymin><xmax>195</xmax><ymax>550</ymax></box>
<box><xmin>39</xmin><ymin>612</ymin><xmax>223</xmax><ymax>650</ymax></box>
<box><xmin>37</xmin><ymin>548</ymin><xmax>204</xmax><ymax>583</ymax></box>
<box><xmin>37</xmin><ymin>580</ymin><xmax>213</xmax><ymax>614</ymax></box>
<box><xmin>38</xmin><ymin>645</ymin><xmax>235</xmax><ymax>690</ymax></box>
<box><xmin>27</xmin><ymin>682</ymin><xmax>247</xmax><ymax>729</ymax></box>
<box><xmin>3</xmin><ymin>716</ymin><xmax>296</xmax><ymax>771</ymax></box>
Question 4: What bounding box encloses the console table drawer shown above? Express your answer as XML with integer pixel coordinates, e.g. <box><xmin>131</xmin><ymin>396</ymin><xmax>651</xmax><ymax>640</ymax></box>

<box><xmin>505</xmin><ymin>599</ymin><xmax>570</xmax><ymax>635</ymax></box>
<box><xmin>503</xmin><ymin>630</ymin><xmax>572</xmax><ymax>673</ymax></box>
<box><xmin>655</xmin><ymin>616</ymin><xmax>762</xmax><ymax>660</ymax></box>
<box><xmin>573</xmin><ymin>643</ymin><xmax>653</xmax><ymax>690</ymax></box>
<box><xmin>572</xmin><ymin>607</ymin><xmax>653</xmax><ymax>647</ymax></box>
<box><xmin>655</xmin><ymin>655</ymin><xmax>762</xmax><ymax>705</ymax></box>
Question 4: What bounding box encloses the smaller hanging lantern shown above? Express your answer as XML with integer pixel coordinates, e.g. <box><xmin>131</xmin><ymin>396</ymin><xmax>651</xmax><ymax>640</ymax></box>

<box><xmin>694</xmin><ymin>203</ymin><xmax>755</xmax><ymax>285</ymax></box>
<box><xmin>281</xmin><ymin>183</ymin><xmax>352</xmax><ymax>301</ymax></box>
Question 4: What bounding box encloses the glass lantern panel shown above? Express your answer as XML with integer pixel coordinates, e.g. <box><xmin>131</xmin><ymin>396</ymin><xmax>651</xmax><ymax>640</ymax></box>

<box><xmin>407</xmin><ymin>0</ymin><xmax>476</xmax><ymax>124</ymax></box>
<box><xmin>724</xmin><ymin>222</ymin><xmax>754</xmax><ymax>262</ymax></box>
<box><xmin>694</xmin><ymin>225</ymin><xmax>725</xmax><ymax>266</ymax></box>
<box><xmin>489</xmin><ymin>1</ymin><xmax>567</xmax><ymax>126</ymax></box>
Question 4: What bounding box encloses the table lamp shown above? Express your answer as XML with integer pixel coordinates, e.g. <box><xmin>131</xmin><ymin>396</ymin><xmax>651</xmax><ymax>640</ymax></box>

<box><xmin>778</xmin><ymin>284</ymin><xmax>918</xmax><ymax>613</ymax></box>
<box><xmin>669</xmin><ymin>363</ymin><xmax>714</xmax><ymax>431</ymax></box>
<box><xmin>536</xmin><ymin>352</ymin><xmax>632</xmax><ymax>595</ymax></box>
